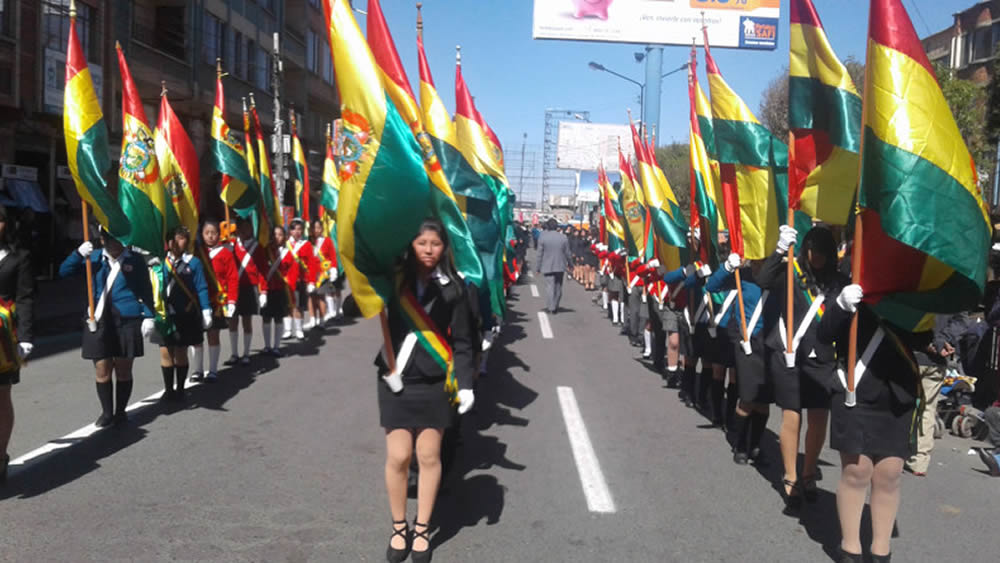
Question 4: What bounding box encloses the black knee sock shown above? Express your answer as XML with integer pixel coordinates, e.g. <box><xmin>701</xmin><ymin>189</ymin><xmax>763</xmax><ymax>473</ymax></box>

<box><xmin>728</xmin><ymin>413</ymin><xmax>750</xmax><ymax>453</ymax></box>
<box><xmin>96</xmin><ymin>381</ymin><xmax>113</xmax><ymax>418</ymax></box>
<box><xmin>115</xmin><ymin>379</ymin><xmax>134</xmax><ymax>415</ymax></box>
<box><xmin>710</xmin><ymin>379</ymin><xmax>725</xmax><ymax>422</ymax></box>
<box><xmin>175</xmin><ymin>364</ymin><xmax>189</xmax><ymax>393</ymax></box>
<box><xmin>161</xmin><ymin>366</ymin><xmax>174</xmax><ymax>395</ymax></box>
<box><xmin>749</xmin><ymin>411</ymin><xmax>770</xmax><ymax>453</ymax></box>
<box><xmin>698</xmin><ymin>371</ymin><xmax>712</xmax><ymax>406</ymax></box>
<box><xmin>682</xmin><ymin>364</ymin><xmax>696</xmax><ymax>398</ymax></box>
<box><xmin>725</xmin><ymin>383</ymin><xmax>739</xmax><ymax>427</ymax></box>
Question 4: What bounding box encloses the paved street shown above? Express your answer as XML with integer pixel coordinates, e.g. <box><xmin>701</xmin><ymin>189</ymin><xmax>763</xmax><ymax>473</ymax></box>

<box><xmin>1</xmin><ymin>257</ymin><xmax>998</xmax><ymax>562</ymax></box>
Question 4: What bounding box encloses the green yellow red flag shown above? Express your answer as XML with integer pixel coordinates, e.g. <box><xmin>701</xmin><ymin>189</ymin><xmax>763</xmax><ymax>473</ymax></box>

<box><xmin>857</xmin><ymin>0</ymin><xmax>992</xmax><ymax>330</ymax></box>
<box><xmin>630</xmin><ymin>120</ymin><xmax>686</xmax><ymax>270</ymax></box>
<box><xmin>618</xmin><ymin>145</ymin><xmax>652</xmax><ymax>261</ymax></box>
<box><xmin>290</xmin><ymin>110</ymin><xmax>310</xmax><ymax>220</ymax></box>
<box><xmin>63</xmin><ymin>8</ymin><xmax>129</xmax><ymax>241</ymax></box>
<box><xmin>598</xmin><ymin>162</ymin><xmax>626</xmax><ymax>252</ymax></box>
<box><xmin>250</xmin><ymin>99</ymin><xmax>282</xmax><ymax>233</ymax></box>
<box><xmin>688</xmin><ymin>51</ymin><xmax>726</xmax><ymax>264</ymax></box>
<box><xmin>155</xmin><ymin>88</ymin><xmax>199</xmax><ymax>237</ymax></box>
<box><xmin>212</xmin><ymin>69</ymin><xmax>258</xmax><ymax>217</ymax></box>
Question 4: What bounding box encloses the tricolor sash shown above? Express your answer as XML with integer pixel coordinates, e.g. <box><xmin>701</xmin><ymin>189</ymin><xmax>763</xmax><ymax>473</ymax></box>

<box><xmin>397</xmin><ymin>284</ymin><xmax>458</xmax><ymax>405</ymax></box>
<box><xmin>0</xmin><ymin>299</ymin><xmax>20</xmax><ymax>374</ymax></box>
<box><xmin>164</xmin><ymin>256</ymin><xmax>198</xmax><ymax>313</ymax></box>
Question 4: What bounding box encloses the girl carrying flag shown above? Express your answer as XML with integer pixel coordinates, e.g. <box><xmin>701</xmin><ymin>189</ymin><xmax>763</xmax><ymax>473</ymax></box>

<box><xmin>190</xmin><ymin>219</ymin><xmax>239</xmax><ymax>381</ymax></box>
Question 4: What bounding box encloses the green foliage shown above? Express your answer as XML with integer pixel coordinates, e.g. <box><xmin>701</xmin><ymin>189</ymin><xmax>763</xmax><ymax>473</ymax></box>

<box><xmin>933</xmin><ymin>62</ymin><xmax>994</xmax><ymax>188</ymax></box>
<box><xmin>653</xmin><ymin>143</ymin><xmax>692</xmax><ymax>220</ymax></box>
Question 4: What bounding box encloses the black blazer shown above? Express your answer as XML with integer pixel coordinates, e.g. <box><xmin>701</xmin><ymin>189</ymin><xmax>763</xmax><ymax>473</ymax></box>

<box><xmin>375</xmin><ymin>274</ymin><xmax>477</xmax><ymax>391</ymax></box>
<box><xmin>0</xmin><ymin>247</ymin><xmax>35</xmax><ymax>343</ymax></box>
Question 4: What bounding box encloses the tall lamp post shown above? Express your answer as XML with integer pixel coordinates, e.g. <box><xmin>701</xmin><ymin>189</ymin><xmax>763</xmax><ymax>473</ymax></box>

<box><xmin>588</xmin><ymin>60</ymin><xmax>688</xmax><ymax>136</ymax></box>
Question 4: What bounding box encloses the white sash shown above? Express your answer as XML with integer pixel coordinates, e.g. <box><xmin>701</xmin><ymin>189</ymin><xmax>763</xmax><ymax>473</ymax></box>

<box><xmin>208</xmin><ymin>245</ymin><xmax>225</xmax><ymax>259</ymax></box>
<box><xmin>237</xmin><ymin>241</ymin><xmax>257</xmax><ymax>279</ymax></box>
<box><xmin>739</xmin><ymin>290</ymin><xmax>769</xmax><ymax>355</ymax></box>
<box><xmin>778</xmin><ymin>294</ymin><xmax>827</xmax><ymax>362</ymax></box>
<box><xmin>708</xmin><ymin>290</ymin><xmax>738</xmax><ymax>338</ymax></box>
<box><xmin>266</xmin><ymin>248</ymin><xmax>287</xmax><ymax>281</ymax></box>
<box><xmin>94</xmin><ymin>256</ymin><xmax>122</xmax><ymax>323</ymax></box>
<box><xmin>837</xmin><ymin>327</ymin><xmax>885</xmax><ymax>406</ymax></box>
<box><xmin>628</xmin><ymin>274</ymin><xmax>640</xmax><ymax>292</ymax></box>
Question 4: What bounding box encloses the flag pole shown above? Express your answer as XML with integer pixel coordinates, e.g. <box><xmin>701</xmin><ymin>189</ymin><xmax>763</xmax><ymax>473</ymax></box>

<box><xmin>786</xmin><ymin>132</ymin><xmax>796</xmax><ymax>367</ymax></box>
<box><xmin>379</xmin><ymin>309</ymin><xmax>397</xmax><ymax>374</ymax></box>
<box><xmin>217</xmin><ymin>58</ymin><xmax>232</xmax><ymax>239</ymax></box>
<box><xmin>81</xmin><ymin>202</ymin><xmax>96</xmax><ymax>332</ymax></box>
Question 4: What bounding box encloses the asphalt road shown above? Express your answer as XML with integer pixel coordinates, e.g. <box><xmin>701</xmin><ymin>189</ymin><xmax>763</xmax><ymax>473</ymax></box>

<box><xmin>1</xmin><ymin>257</ymin><xmax>997</xmax><ymax>562</ymax></box>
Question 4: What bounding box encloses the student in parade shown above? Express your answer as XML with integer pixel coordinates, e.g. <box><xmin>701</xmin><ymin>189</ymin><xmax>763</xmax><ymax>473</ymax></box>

<box><xmin>707</xmin><ymin>253</ymin><xmax>773</xmax><ymax>465</ymax></box>
<box><xmin>584</xmin><ymin>229</ymin><xmax>599</xmax><ymax>291</ymax></box>
<box><xmin>757</xmin><ymin>225</ymin><xmax>846</xmax><ymax>509</ymax></box>
<box><xmin>60</xmin><ymin>227</ymin><xmax>152</xmax><ymax>427</ymax></box>
<box><xmin>309</xmin><ymin>220</ymin><xmax>340</xmax><ymax>324</ymax></box>
<box><xmin>151</xmin><ymin>226</ymin><xmax>212</xmax><ymax>402</ymax></box>
<box><xmin>285</xmin><ymin>218</ymin><xmax>320</xmax><ymax>337</ymax></box>
<box><xmin>663</xmin><ymin>245</ymin><xmax>713</xmax><ymax>409</ymax></box>
<box><xmin>378</xmin><ymin>219</ymin><xmax>477</xmax><ymax>563</ymax></box>
<box><xmin>820</xmin><ymin>283</ymin><xmax>922</xmax><ymax>563</ymax></box>
<box><xmin>190</xmin><ymin>220</ymin><xmax>239</xmax><ymax>382</ymax></box>
<box><xmin>230</xmin><ymin>218</ymin><xmax>267</xmax><ymax>366</ymax></box>
<box><xmin>0</xmin><ymin>205</ymin><xmax>34</xmax><ymax>479</ymax></box>
<box><xmin>263</xmin><ymin>225</ymin><xmax>297</xmax><ymax>355</ymax></box>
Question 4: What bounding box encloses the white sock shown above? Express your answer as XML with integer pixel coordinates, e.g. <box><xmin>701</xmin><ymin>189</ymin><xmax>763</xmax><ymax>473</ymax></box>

<box><xmin>242</xmin><ymin>330</ymin><xmax>253</xmax><ymax>357</ymax></box>
<box><xmin>191</xmin><ymin>346</ymin><xmax>204</xmax><ymax>374</ymax></box>
<box><xmin>294</xmin><ymin>317</ymin><xmax>303</xmax><ymax>332</ymax></box>
<box><xmin>325</xmin><ymin>295</ymin><xmax>335</xmax><ymax>316</ymax></box>
<box><xmin>262</xmin><ymin>321</ymin><xmax>272</xmax><ymax>349</ymax></box>
<box><xmin>611</xmin><ymin>300</ymin><xmax>620</xmax><ymax>323</ymax></box>
<box><xmin>619</xmin><ymin>302</ymin><xmax>625</xmax><ymax>322</ymax></box>
<box><xmin>643</xmin><ymin>330</ymin><xmax>652</xmax><ymax>355</ymax></box>
<box><xmin>667</xmin><ymin>364</ymin><xmax>678</xmax><ymax>372</ymax></box>
<box><xmin>602</xmin><ymin>291</ymin><xmax>608</xmax><ymax>309</ymax></box>
<box><xmin>273</xmin><ymin>319</ymin><xmax>283</xmax><ymax>347</ymax></box>
<box><xmin>228</xmin><ymin>330</ymin><xmax>239</xmax><ymax>358</ymax></box>
<box><xmin>208</xmin><ymin>345</ymin><xmax>221</xmax><ymax>373</ymax></box>
<box><xmin>283</xmin><ymin>317</ymin><xmax>293</xmax><ymax>334</ymax></box>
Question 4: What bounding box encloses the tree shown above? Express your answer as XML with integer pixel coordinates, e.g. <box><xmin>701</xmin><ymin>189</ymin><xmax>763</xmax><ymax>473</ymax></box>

<box><xmin>933</xmin><ymin>62</ymin><xmax>994</xmax><ymax>190</ymax></box>
<box><xmin>757</xmin><ymin>57</ymin><xmax>865</xmax><ymax>141</ymax></box>
<box><xmin>653</xmin><ymin>143</ymin><xmax>692</xmax><ymax>221</ymax></box>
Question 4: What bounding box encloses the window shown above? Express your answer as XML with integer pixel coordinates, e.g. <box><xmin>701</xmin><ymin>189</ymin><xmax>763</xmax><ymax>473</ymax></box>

<box><xmin>255</xmin><ymin>46</ymin><xmax>270</xmax><ymax>91</ymax></box>
<box><xmin>203</xmin><ymin>12</ymin><xmax>225</xmax><ymax>66</ymax></box>
<box><xmin>308</xmin><ymin>0</ymin><xmax>321</xmax><ymax>9</ymax></box>
<box><xmin>43</xmin><ymin>0</ymin><xmax>97</xmax><ymax>61</ymax></box>
<box><xmin>0</xmin><ymin>0</ymin><xmax>14</xmax><ymax>38</ymax></box>
<box><xmin>137</xmin><ymin>4</ymin><xmax>187</xmax><ymax>60</ymax></box>
<box><xmin>965</xmin><ymin>25</ymin><xmax>994</xmax><ymax>64</ymax></box>
<box><xmin>259</xmin><ymin>0</ymin><xmax>278</xmax><ymax>14</ymax></box>
<box><xmin>306</xmin><ymin>29</ymin><xmax>316</xmax><ymax>74</ymax></box>
<box><xmin>225</xmin><ymin>26</ymin><xmax>236</xmax><ymax>72</ymax></box>
<box><xmin>321</xmin><ymin>39</ymin><xmax>333</xmax><ymax>85</ymax></box>
<box><xmin>230</xmin><ymin>0</ymin><xmax>244</xmax><ymax>15</ymax></box>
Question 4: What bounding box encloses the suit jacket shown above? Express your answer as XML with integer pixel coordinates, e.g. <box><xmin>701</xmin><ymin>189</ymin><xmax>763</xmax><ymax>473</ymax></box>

<box><xmin>59</xmin><ymin>249</ymin><xmax>154</xmax><ymax>321</ymax></box>
<box><xmin>0</xmin><ymin>247</ymin><xmax>34</xmax><ymax>343</ymax></box>
<box><xmin>536</xmin><ymin>231</ymin><xmax>571</xmax><ymax>274</ymax></box>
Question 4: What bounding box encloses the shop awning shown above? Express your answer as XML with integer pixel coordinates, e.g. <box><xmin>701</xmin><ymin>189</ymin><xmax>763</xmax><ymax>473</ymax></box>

<box><xmin>1</xmin><ymin>179</ymin><xmax>50</xmax><ymax>213</ymax></box>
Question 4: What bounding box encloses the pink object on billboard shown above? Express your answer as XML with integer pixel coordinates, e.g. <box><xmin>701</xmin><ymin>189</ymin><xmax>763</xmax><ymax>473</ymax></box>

<box><xmin>572</xmin><ymin>0</ymin><xmax>612</xmax><ymax>20</ymax></box>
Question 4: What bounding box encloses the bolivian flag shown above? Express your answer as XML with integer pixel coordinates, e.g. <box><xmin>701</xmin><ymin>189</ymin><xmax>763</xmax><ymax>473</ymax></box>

<box><xmin>323</xmin><ymin>0</ymin><xmax>431</xmax><ymax>318</ymax></box>
<box><xmin>116</xmin><ymin>43</ymin><xmax>173</xmax><ymax>257</ymax></box>
<box><xmin>63</xmin><ymin>10</ymin><xmax>129</xmax><ymax>241</ymax></box>
<box><xmin>366</xmin><ymin>0</ymin><xmax>482</xmax><ymax>289</ymax></box>
<box><xmin>618</xmin><ymin>144</ymin><xmax>652</xmax><ymax>261</ymax></box>
<box><xmin>688</xmin><ymin>54</ymin><xmax>725</xmax><ymax>263</ymax></box>
<box><xmin>250</xmin><ymin>101</ymin><xmax>282</xmax><ymax>232</ymax></box>
<box><xmin>789</xmin><ymin>0</ymin><xmax>861</xmax><ymax>226</ymax></box>
<box><xmin>290</xmin><ymin>110</ymin><xmax>310</xmax><ymax>220</ymax></box>
<box><xmin>702</xmin><ymin>34</ymin><xmax>789</xmax><ymax>260</ymax></box>
<box><xmin>212</xmin><ymin>72</ymin><xmax>257</xmax><ymax>217</ymax></box>
<box><xmin>631</xmin><ymin>121</ymin><xmax>686</xmax><ymax>270</ymax></box>
<box><xmin>598</xmin><ymin>163</ymin><xmax>626</xmax><ymax>252</ymax></box>
<box><xmin>156</xmin><ymin>90</ymin><xmax>200</xmax><ymax>237</ymax></box>
<box><xmin>243</xmin><ymin>101</ymin><xmax>266</xmax><ymax>245</ymax></box>
<box><xmin>858</xmin><ymin>0</ymin><xmax>992</xmax><ymax>330</ymax></box>
<box><xmin>320</xmin><ymin>124</ymin><xmax>343</xmax><ymax>277</ymax></box>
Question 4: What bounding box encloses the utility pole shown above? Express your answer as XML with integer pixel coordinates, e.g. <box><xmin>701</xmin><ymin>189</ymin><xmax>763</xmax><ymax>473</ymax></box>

<box><xmin>518</xmin><ymin>132</ymin><xmax>527</xmax><ymax>202</ymax></box>
<box><xmin>271</xmin><ymin>32</ymin><xmax>286</xmax><ymax>211</ymax></box>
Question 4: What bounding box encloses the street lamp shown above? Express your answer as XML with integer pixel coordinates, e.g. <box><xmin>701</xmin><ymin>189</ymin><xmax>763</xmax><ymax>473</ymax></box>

<box><xmin>588</xmin><ymin>61</ymin><xmax>689</xmax><ymax>124</ymax></box>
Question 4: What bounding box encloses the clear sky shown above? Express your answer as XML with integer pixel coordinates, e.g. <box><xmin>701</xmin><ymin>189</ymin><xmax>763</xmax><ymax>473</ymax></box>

<box><xmin>360</xmin><ymin>0</ymin><xmax>973</xmax><ymax>197</ymax></box>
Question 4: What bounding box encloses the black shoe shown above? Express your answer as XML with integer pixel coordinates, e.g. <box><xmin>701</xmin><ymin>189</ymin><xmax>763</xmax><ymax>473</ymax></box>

<box><xmin>386</xmin><ymin>520</ymin><xmax>410</xmax><ymax>563</ymax></box>
<box><xmin>112</xmin><ymin>412</ymin><xmax>129</xmax><ymax>427</ymax></box>
<box><xmin>733</xmin><ymin>451</ymin><xmax>749</xmax><ymax>465</ymax></box>
<box><xmin>666</xmin><ymin>374</ymin><xmax>680</xmax><ymax>388</ymax></box>
<box><xmin>800</xmin><ymin>473</ymin><xmax>819</xmax><ymax>503</ymax></box>
<box><xmin>975</xmin><ymin>447</ymin><xmax>1000</xmax><ymax>476</ymax></box>
<box><xmin>1</xmin><ymin>453</ymin><xmax>9</xmax><ymax>484</ymax></box>
<box><xmin>781</xmin><ymin>478</ymin><xmax>802</xmax><ymax>512</ymax></box>
<box><xmin>95</xmin><ymin>413</ymin><xmax>114</xmax><ymax>428</ymax></box>
<box><xmin>870</xmin><ymin>553</ymin><xmax>891</xmax><ymax>563</ymax></box>
<box><xmin>838</xmin><ymin>548</ymin><xmax>863</xmax><ymax>563</ymax></box>
<box><xmin>224</xmin><ymin>355</ymin><xmax>239</xmax><ymax>366</ymax></box>
<box><xmin>410</xmin><ymin>521</ymin><xmax>432</xmax><ymax>563</ymax></box>
<box><xmin>159</xmin><ymin>390</ymin><xmax>174</xmax><ymax>403</ymax></box>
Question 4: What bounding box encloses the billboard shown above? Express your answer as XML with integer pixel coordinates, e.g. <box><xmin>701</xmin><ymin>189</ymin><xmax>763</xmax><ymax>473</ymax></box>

<box><xmin>557</xmin><ymin>122</ymin><xmax>633</xmax><ymax>172</ymax></box>
<box><xmin>533</xmin><ymin>0</ymin><xmax>781</xmax><ymax>50</ymax></box>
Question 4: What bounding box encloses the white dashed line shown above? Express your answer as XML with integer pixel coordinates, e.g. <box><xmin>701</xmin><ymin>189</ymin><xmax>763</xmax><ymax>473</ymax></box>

<box><xmin>530</xmin><ymin>284</ymin><xmax>539</xmax><ymax>297</ymax></box>
<box><xmin>537</xmin><ymin>311</ymin><xmax>554</xmax><ymax>339</ymax></box>
<box><xmin>556</xmin><ymin>386</ymin><xmax>616</xmax><ymax>514</ymax></box>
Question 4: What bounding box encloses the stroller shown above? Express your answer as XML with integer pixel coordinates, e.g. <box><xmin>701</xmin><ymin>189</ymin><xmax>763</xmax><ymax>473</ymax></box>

<box><xmin>936</xmin><ymin>371</ymin><xmax>979</xmax><ymax>439</ymax></box>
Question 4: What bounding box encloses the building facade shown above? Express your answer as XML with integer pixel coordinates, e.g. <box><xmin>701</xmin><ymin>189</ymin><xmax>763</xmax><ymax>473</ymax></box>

<box><xmin>921</xmin><ymin>1</ymin><xmax>1000</xmax><ymax>84</ymax></box>
<box><xmin>0</xmin><ymin>0</ymin><xmax>339</xmax><ymax>277</ymax></box>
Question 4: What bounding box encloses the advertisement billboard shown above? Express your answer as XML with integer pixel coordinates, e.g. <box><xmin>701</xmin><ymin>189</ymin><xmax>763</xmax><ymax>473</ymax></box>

<box><xmin>557</xmin><ymin>122</ymin><xmax>634</xmax><ymax>172</ymax></box>
<box><xmin>533</xmin><ymin>0</ymin><xmax>781</xmax><ymax>50</ymax></box>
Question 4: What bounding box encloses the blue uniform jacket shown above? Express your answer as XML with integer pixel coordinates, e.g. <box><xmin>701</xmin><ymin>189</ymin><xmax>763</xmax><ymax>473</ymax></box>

<box><xmin>156</xmin><ymin>254</ymin><xmax>211</xmax><ymax>316</ymax></box>
<box><xmin>705</xmin><ymin>267</ymin><xmax>766</xmax><ymax>336</ymax></box>
<box><xmin>59</xmin><ymin>249</ymin><xmax>155</xmax><ymax>319</ymax></box>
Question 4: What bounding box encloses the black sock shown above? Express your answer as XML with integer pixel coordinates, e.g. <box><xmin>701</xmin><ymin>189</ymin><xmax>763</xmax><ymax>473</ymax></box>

<box><xmin>728</xmin><ymin>413</ymin><xmax>750</xmax><ymax>453</ymax></box>
<box><xmin>725</xmin><ymin>383</ymin><xmax>739</xmax><ymax>427</ymax></box>
<box><xmin>175</xmin><ymin>364</ymin><xmax>189</xmax><ymax>393</ymax></box>
<box><xmin>115</xmin><ymin>379</ymin><xmax>134</xmax><ymax>415</ymax></box>
<box><xmin>96</xmin><ymin>381</ymin><xmax>113</xmax><ymax>418</ymax></box>
<box><xmin>161</xmin><ymin>366</ymin><xmax>174</xmax><ymax>395</ymax></box>
<box><xmin>698</xmin><ymin>370</ymin><xmax>712</xmax><ymax>406</ymax></box>
<box><xmin>749</xmin><ymin>411</ymin><xmax>770</xmax><ymax>452</ymax></box>
<box><xmin>682</xmin><ymin>364</ymin><xmax>696</xmax><ymax>398</ymax></box>
<box><xmin>710</xmin><ymin>379</ymin><xmax>725</xmax><ymax>422</ymax></box>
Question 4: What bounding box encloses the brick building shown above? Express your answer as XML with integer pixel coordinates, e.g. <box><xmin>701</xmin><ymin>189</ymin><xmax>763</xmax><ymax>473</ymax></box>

<box><xmin>921</xmin><ymin>0</ymin><xmax>1000</xmax><ymax>84</ymax></box>
<box><xmin>0</xmin><ymin>0</ymin><xmax>339</xmax><ymax>277</ymax></box>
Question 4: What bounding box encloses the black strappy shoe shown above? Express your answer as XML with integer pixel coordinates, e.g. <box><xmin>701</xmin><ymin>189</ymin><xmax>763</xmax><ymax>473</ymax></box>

<box><xmin>386</xmin><ymin>520</ymin><xmax>409</xmax><ymax>563</ymax></box>
<box><xmin>410</xmin><ymin>521</ymin><xmax>432</xmax><ymax>563</ymax></box>
<box><xmin>781</xmin><ymin>478</ymin><xmax>802</xmax><ymax>512</ymax></box>
<box><xmin>1</xmin><ymin>453</ymin><xmax>9</xmax><ymax>484</ymax></box>
<box><xmin>800</xmin><ymin>473</ymin><xmax>819</xmax><ymax>503</ymax></box>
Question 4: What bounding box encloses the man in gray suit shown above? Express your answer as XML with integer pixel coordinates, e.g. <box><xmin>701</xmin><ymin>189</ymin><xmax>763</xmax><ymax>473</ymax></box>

<box><xmin>536</xmin><ymin>219</ymin><xmax>572</xmax><ymax>314</ymax></box>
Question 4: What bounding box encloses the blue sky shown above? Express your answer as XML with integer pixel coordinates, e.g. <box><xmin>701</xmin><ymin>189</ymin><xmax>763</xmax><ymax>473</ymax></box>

<box><xmin>360</xmin><ymin>0</ymin><xmax>971</xmax><ymax>196</ymax></box>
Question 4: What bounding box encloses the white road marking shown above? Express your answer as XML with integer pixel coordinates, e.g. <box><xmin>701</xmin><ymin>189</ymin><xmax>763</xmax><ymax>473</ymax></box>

<box><xmin>8</xmin><ymin>379</ymin><xmax>206</xmax><ymax>471</ymax></box>
<box><xmin>537</xmin><ymin>311</ymin><xmax>554</xmax><ymax>339</ymax></box>
<box><xmin>530</xmin><ymin>284</ymin><xmax>539</xmax><ymax>297</ymax></box>
<box><xmin>556</xmin><ymin>386</ymin><xmax>616</xmax><ymax>514</ymax></box>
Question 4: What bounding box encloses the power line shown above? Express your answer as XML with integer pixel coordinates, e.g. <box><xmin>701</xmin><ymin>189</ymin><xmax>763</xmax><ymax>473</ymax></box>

<box><xmin>906</xmin><ymin>0</ymin><xmax>932</xmax><ymax>36</ymax></box>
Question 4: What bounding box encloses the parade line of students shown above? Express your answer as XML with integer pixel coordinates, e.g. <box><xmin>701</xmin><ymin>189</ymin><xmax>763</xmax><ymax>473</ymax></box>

<box><xmin>582</xmin><ymin>224</ymin><xmax>921</xmax><ymax>563</ymax></box>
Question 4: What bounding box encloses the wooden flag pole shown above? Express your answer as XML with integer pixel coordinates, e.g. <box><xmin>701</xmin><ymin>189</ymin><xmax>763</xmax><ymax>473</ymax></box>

<box><xmin>81</xmin><ymin>202</ymin><xmax>96</xmax><ymax>331</ymax></box>
<box><xmin>379</xmin><ymin>308</ymin><xmax>397</xmax><ymax>374</ymax></box>
<box><xmin>786</xmin><ymin>131</ymin><xmax>796</xmax><ymax>367</ymax></box>
<box><xmin>845</xmin><ymin>211</ymin><xmax>863</xmax><ymax>405</ymax></box>
<box><xmin>217</xmin><ymin>58</ymin><xmax>232</xmax><ymax>239</ymax></box>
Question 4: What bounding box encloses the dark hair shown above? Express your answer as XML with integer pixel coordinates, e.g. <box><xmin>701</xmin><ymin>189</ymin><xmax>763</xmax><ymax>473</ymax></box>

<box><xmin>0</xmin><ymin>204</ymin><xmax>10</xmax><ymax>246</ymax></box>
<box><xmin>546</xmin><ymin>218</ymin><xmax>558</xmax><ymax>230</ymax></box>
<box><xmin>289</xmin><ymin>218</ymin><xmax>305</xmax><ymax>230</ymax></box>
<box><xmin>798</xmin><ymin>226</ymin><xmax>838</xmax><ymax>288</ymax></box>
<box><xmin>402</xmin><ymin>218</ymin><xmax>460</xmax><ymax>288</ymax></box>
<box><xmin>201</xmin><ymin>218</ymin><xmax>220</xmax><ymax>231</ymax></box>
<box><xmin>168</xmin><ymin>225</ymin><xmax>191</xmax><ymax>239</ymax></box>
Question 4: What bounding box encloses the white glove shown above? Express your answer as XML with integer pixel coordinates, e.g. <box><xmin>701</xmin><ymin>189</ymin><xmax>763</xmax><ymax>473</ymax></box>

<box><xmin>836</xmin><ymin>284</ymin><xmax>863</xmax><ymax>313</ymax></box>
<box><xmin>725</xmin><ymin>253</ymin><xmax>741</xmax><ymax>273</ymax></box>
<box><xmin>647</xmin><ymin>259</ymin><xmax>660</xmax><ymax>269</ymax></box>
<box><xmin>696</xmin><ymin>264</ymin><xmax>712</xmax><ymax>278</ymax></box>
<box><xmin>224</xmin><ymin>303</ymin><xmax>236</xmax><ymax>318</ymax></box>
<box><xmin>776</xmin><ymin>225</ymin><xmax>798</xmax><ymax>253</ymax></box>
<box><xmin>258</xmin><ymin>293</ymin><xmax>268</xmax><ymax>309</ymax></box>
<box><xmin>202</xmin><ymin>309</ymin><xmax>213</xmax><ymax>330</ymax></box>
<box><xmin>77</xmin><ymin>241</ymin><xmax>94</xmax><ymax>258</ymax></box>
<box><xmin>307</xmin><ymin>283</ymin><xmax>316</xmax><ymax>294</ymax></box>
<box><xmin>683</xmin><ymin>264</ymin><xmax>696</xmax><ymax>277</ymax></box>
<box><xmin>17</xmin><ymin>342</ymin><xmax>33</xmax><ymax>359</ymax></box>
<box><xmin>457</xmin><ymin>389</ymin><xmax>475</xmax><ymax>415</ymax></box>
<box><xmin>141</xmin><ymin>318</ymin><xmax>155</xmax><ymax>338</ymax></box>
<box><xmin>328</xmin><ymin>268</ymin><xmax>338</xmax><ymax>282</ymax></box>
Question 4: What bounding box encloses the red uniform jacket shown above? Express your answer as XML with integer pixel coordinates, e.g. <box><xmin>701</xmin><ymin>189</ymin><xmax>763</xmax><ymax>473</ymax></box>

<box><xmin>313</xmin><ymin>236</ymin><xmax>338</xmax><ymax>270</ymax></box>
<box><xmin>233</xmin><ymin>238</ymin><xmax>268</xmax><ymax>294</ymax></box>
<box><xmin>207</xmin><ymin>244</ymin><xmax>239</xmax><ymax>306</ymax></box>
<box><xmin>266</xmin><ymin>246</ymin><xmax>300</xmax><ymax>291</ymax></box>
<box><xmin>287</xmin><ymin>238</ymin><xmax>320</xmax><ymax>285</ymax></box>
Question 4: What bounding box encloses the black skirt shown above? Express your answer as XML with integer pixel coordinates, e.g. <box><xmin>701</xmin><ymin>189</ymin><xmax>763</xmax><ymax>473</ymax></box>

<box><xmin>0</xmin><ymin>369</ymin><xmax>19</xmax><ymax>385</ymax></box>
<box><xmin>830</xmin><ymin>390</ymin><xmax>916</xmax><ymax>459</ymax></box>
<box><xmin>209</xmin><ymin>314</ymin><xmax>231</xmax><ymax>331</ymax></box>
<box><xmin>234</xmin><ymin>283</ymin><xmax>259</xmax><ymax>316</ymax></box>
<box><xmin>82</xmin><ymin>313</ymin><xmax>144</xmax><ymax>360</ymax></box>
<box><xmin>733</xmin><ymin>334</ymin><xmax>772</xmax><ymax>404</ymax></box>
<box><xmin>159</xmin><ymin>311</ymin><xmax>204</xmax><ymax>347</ymax></box>
<box><xmin>261</xmin><ymin>288</ymin><xmax>289</xmax><ymax>320</ymax></box>
<box><xmin>769</xmin><ymin>348</ymin><xmax>832</xmax><ymax>410</ymax></box>
<box><xmin>378</xmin><ymin>375</ymin><xmax>455</xmax><ymax>429</ymax></box>
<box><xmin>706</xmin><ymin>329</ymin><xmax>735</xmax><ymax>367</ymax></box>
<box><xmin>294</xmin><ymin>282</ymin><xmax>309</xmax><ymax>311</ymax></box>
